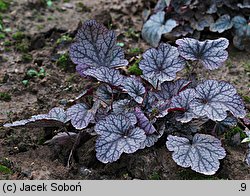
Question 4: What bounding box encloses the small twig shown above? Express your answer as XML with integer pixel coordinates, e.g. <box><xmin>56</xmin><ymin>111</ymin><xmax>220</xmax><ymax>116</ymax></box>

<box><xmin>67</xmin><ymin>130</ymin><xmax>83</xmax><ymax>168</ymax></box>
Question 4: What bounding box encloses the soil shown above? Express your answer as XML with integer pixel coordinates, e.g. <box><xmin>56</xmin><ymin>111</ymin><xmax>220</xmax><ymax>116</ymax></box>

<box><xmin>0</xmin><ymin>0</ymin><xmax>250</xmax><ymax>180</ymax></box>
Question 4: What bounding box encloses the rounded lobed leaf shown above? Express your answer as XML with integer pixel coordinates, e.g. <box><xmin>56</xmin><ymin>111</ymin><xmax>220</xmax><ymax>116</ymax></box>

<box><xmin>70</xmin><ymin>20</ymin><xmax>128</xmax><ymax>74</ymax></box>
<box><xmin>83</xmin><ymin>67</ymin><xmax>124</xmax><ymax>86</ymax></box>
<box><xmin>155</xmin><ymin>79</ymin><xmax>191</xmax><ymax>101</ymax></box>
<box><xmin>170</xmin><ymin>89</ymin><xmax>197</xmax><ymax>123</ymax></box>
<box><xmin>142</xmin><ymin>11</ymin><xmax>178</xmax><ymax>47</ymax></box>
<box><xmin>190</xmin><ymin>80</ymin><xmax>246</xmax><ymax>121</ymax></box>
<box><xmin>139</xmin><ymin>43</ymin><xmax>185</xmax><ymax>85</ymax></box>
<box><xmin>122</xmin><ymin>77</ymin><xmax>145</xmax><ymax>104</ymax></box>
<box><xmin>166</xmin><ymin>134</ymin><xmax>226</xmax><ymax>175</ymax></box>
<box><xmin>176</xmin><ymin>37</ymin><xmax>229</xmax><ymax>70</ymax></box>
<box><xmin>66</xmin><ymin>103</ymin><xmax>98</xmax><ymax>130</ymax></box>
<box><xmin>210</xmin><ymin>14</ymin><xmax>233</xmax><ymax>33</ymax></box>
<box><xmin>95</xmin><ymin>114</ymin><xmax>146</xmax><ymax>163</ymax></box>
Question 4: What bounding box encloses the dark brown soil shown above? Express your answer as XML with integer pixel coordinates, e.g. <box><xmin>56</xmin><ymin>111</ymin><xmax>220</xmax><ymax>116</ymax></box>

<box><xmin>0</xmin><ymin>0</ymin><xmax>250</xmax><ymax>180</ymax></box>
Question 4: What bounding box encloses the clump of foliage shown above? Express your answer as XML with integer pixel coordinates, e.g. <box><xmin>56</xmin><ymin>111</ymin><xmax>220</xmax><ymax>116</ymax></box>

<box><xmin>4</xmin><ymin>20</ymin><xmax>249</xmax><ymax>175</ymax></box>
<box><xmin>142</xmin><ymin>0</ymin><xmax>250</xmax><ymax>51</ymax></box>
<box><xmin>0</xmin><ymin>92</ymin><xmax>11</xmax><ymax>101</ymax></box>
<box><xmin>0</xmin><ymin>0</ymin><xmax>9</xmax><ymax>12</ymax></box>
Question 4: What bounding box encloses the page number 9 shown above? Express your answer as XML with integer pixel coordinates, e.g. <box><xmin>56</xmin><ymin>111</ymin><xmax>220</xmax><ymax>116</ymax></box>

<box><xmin>239</xmin><ymin>183</ymin><xmax>247</xmax><ymax>191</ymax></box>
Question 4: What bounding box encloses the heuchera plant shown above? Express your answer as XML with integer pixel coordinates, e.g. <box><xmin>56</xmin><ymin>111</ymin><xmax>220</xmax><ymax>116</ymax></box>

<box><xmin>142</xmin><ymin>0</ymin><xmax>250</xmax><ymax>51</ymax></box>
<box><xmin>4</xmin><ymin>20</ymin><xmax>248</xmax><ymax>175</ymax></box>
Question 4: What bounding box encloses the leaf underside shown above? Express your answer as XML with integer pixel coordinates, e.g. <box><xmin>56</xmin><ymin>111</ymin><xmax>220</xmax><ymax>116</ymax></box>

<box><xmin>4</xmin><ymin>107</ymin><xmax>67</xmax><ymax>128</ymax></box>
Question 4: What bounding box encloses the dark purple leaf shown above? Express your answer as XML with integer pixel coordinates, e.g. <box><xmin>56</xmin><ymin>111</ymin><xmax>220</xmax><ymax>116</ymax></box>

<box><xmin>95</xmin><ymin>114</ymin><xmax>146</xmax><ymax>163</ymax></box>
<box><xmin>70</xmin><ymin>20</ymin><xmax>128</xmax><ymax>74</ymax></box>
<box><xmin>122</xmin><ymin>77</ymin><xmax>145</xmax><ymax>104</ymax></box>
<box><xmin>166</xmin><ymin>134</ymin><xmax>226</xmax><ymax>175</ymax></box>
<box><xmin>139</xmin><ymin>43</ymin><xmax>185</xmax><ymax>84</ymax></box>
<box><xmin>190</xmin><ymin>80</ymin><xmax>246</xmax><ymax>121</ymax></box>
<box><xmin>83</xmin><ymin>67</ymin><xmax>124</xmax><ymax>86</ymax></box>
<box><xmin>135</xmin><ymin>107</ymin><xmax>156</xmax><ymax>135</ymax></box>
<box><xmin>170</xmin><ymin>89</ymin><xmax>197</xmax><ymax>123</ymax></box>
<box><xmin>176</xmin><ymin>38</ymin><xmax>229</xmax><ymax>70</ymax></box>
<box><xmin>155</xmin><ymin>79</ymin><xmax>191</xmax><ymax>101</ymax></box>
<box><xmin>66</xmin><ymin>101</ymin><xmax>100</xmax><ymax>130</ymax></box>
<box><xmin>4</xmin><ymin>107</ymin><xmax>67</xmax><ymax>128</ymax></box>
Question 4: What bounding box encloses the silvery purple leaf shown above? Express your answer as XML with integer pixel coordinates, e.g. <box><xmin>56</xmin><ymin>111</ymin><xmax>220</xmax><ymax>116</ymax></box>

<box><xmin>135</xmin><ymin>107</ymin><xmax>156</xmax><ymax>135</ymax></box>
<box><xmin>122</xmin><ymin>77</ymin><xmax>145</xmax><ymax>104</ymax></box>
<box><xmin>142</xmin><ymin>11</ymin><xmax>178</xmax><ymax>47</ymax></box>
<box><xmin>166</xmin><ymin>134</ymin><xmax>226</xmax><ymax>175</ymax></box>
<box><xmin>190</xmin><ymin>80</ymin><xmax>246</xmax><ymax>121</ymax></box>
<box><xmin>96</xmin><ymin>84</ymin><xmax>116</xmax><ymax>105</ymax></box>
<box><xmin>155</xmin><ymin>79</ymin><xmax>191</xmax><ymax>101</ymax></box>
<box><xmin>210</xmin><ymin>14</ymin><xmax>233</xmax><ymax>33</ymax></box>
<box><xmin>70</xmin><ymin>20</ymin><xmax>128</xmax><ymax>74</ymax></box>
<box><xmin>170</xmin><ymin>89</ymin><xmax>197</xmax><ymax>123</ymax></box>
<box><xmin>141</xmin><ymin>75</ymin><xmax>159</xmax><ymax>89</ymax></box>
<box><xmin>4</xmin><ymin>107</ymin><xmax>67</xmax><ymax>128</ymax></box>
<box><xmin>83</xmin><ymin>67</ymin><xmax>124</xmax><ymax>86</ymax></box>
<box><xmin>66</xmin><ymin>101</ymin><xmax>100</xmax><ymax>130</ymax></box>
<box><xmin>95</xmin><ymin>114</ymin><xmax>146</xmax><ymax>163</ymax></box>
<box><xmin>176</xmin><ymin>38</ymin><xmax>229</xmax><ymax>70</ymax></box>
<box><xmin>112</xmin><ymin>99</ymin><xmax>133</xmax><ymax>114</ymax></box>
<box><xmin>139</xmin><ymin>43</ymin><xmax>185</xmax><ymax>84</ymax></box>
<box><xmin>154</xmin><ymin>100</ymin><xmax>172</xmax><ymax>118</ymax></box>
